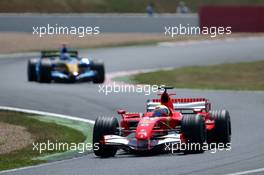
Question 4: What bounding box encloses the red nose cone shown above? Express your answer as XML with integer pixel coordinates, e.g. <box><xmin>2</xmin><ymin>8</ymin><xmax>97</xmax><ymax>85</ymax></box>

<box><xmin>136</xmin><ymin>129</ymin><xmax>148</xmax><ymax>140</ymax></box>
<box><xmin>135</xmin><ymin>118</ymin><xmax>156</xmax><ymax>140</ymax></box>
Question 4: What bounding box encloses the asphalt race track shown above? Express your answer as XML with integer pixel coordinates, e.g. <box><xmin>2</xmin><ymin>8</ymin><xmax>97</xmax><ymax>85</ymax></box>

<box><xmin>0</xmin><ymin>37</ymin><xmax>264</xmax><ymax>175</ymax></box>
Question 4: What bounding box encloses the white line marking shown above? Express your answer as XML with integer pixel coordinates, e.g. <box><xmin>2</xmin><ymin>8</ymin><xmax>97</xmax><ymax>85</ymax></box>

<box><xmin>0</xmin><ymin>52</ymin><xmax>38</xmax><ymax>59</ymax></box>
<box><xmin>0</xmin><ymin>106</ymin><xmax>94</xmax><ymax>124</ymax></box>
<box><xmin>105</xmin><ymin>67</ymin><xmax>174</xmax><ymax>85</ymax></box>
<box><xmin>0</xmin><ymin>105</ymin><xmax>95</xmax><ymax>174</ymax></box>
<box><xmin>157</xmin><ymin>36</ymin><xmax>264</xmax><ymax>48</ymax></box>
<box><xmin>225</xmin><ymin>167</ymin><xmax>264</xmax><ymax>175</ymax></box>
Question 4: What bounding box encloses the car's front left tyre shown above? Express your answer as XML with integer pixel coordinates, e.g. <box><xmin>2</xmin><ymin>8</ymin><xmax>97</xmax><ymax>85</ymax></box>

<box><xmin>92</xmin><ymin>62</ymin><xmax>105</xmax><ymax>84</ymax></box>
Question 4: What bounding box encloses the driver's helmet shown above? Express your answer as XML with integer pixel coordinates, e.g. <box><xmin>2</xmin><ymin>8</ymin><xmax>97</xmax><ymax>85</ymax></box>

<box><xmin>60</xmin><ymin>53</ymin><xmax>71</xmax><ymax>60</ymax></box>
<box><xmin>152</xmin><ymin>105</ymin><xmax>170</xmax><ymax>117</ymax></box>
<box><xmin>61</xmin><ymin>43</ymin><xmax>68</xmax><ymax>54</ymax></box>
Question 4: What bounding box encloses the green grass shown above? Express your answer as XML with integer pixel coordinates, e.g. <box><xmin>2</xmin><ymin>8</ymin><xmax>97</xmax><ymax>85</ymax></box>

<box><xmin>0</xmin><ymin>0</ymin><xmax>264</xmax><ymax>13</ymax></box>
<box><xmin>129</xmin><ymin>61</ymin><xmax>264</xmax><ymax>91</ymax></box>
<box><xmin>0</xmin><ymin>110</ymin><xmax>86</xmax><ymax>171</ymax></box>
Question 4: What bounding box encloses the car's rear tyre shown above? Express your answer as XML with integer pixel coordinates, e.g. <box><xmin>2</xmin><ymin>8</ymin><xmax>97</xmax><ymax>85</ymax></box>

<box><xmin>27</xmin><ymin>59</ymin><xmax>37</xmax><ymax>81</ymax></box>
<box><xmin>182</xmin><ymin>114</ymin><xmax>206</xmax><ymax>153</ymax></box>
<box><xmin>208</xmin><ymin>110</ymin><xmax>231</xmax><ymax>147</ymax></box>
<box><xmin>92</xmin><ymin>62</ymin><xmax>105</xmax><ymax>84</ymax></box>
<box><xmin>93</xmin><ymin>116</ymin><xmax>119</xmax><ymax>158</ymax></box>
<box><xmin>37</xmin><ymin>61</ymin><xmax>51</xmax><ymax>83</ymax></box>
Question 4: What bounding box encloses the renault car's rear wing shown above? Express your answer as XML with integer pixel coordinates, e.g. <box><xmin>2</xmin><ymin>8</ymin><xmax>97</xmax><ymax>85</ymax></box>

<box><xmin>146</xmin><ymin>98</ymin><xmax>211</xmax><ymax>114</ymax></box>
<box><xmin>41</xmin><ymin>50</ymin><xmax>78</xmax><ymax>58</ymax></box>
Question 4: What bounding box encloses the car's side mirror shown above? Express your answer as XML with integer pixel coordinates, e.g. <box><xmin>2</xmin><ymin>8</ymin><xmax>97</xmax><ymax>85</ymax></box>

<box><xmin>117</xmin><ymin>109</ymin><xmax>126</xmax><ymax>115</ymax></box>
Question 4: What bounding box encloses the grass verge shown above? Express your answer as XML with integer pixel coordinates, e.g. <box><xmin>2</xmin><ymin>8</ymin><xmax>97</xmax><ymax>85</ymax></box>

<box><xmin>0</xmin><ymin>110</ymin><xmax>89</xmax><ymax>171</ymax></box>
<box><xmin>119</xmin><ymin>61</ymin><xmax>264</xmax><ymax>91</ymax></box>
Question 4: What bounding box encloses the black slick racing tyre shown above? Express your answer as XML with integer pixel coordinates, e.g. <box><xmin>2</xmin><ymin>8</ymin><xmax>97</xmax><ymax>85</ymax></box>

<box><xmin>27</xmin><ymin>59</ymin><xmax>37</xmax><ymax>81</ymax></box>
<box><xmin>93</xmin><ymin>116</ymin><xmax>119</xmax><ymax>158</ymax></box>
<box><xmin>92</xmin><ymin>62</ymin><xmax>105</xmax><ymax>84</ymax></box>
<box><xmin>208</xmin><ymin>110</ymin><xmax>231</xmax><ymax>147</ymax></box>
<box><xmin>182</xmin><ymin>114</ymin><xmax>206</xmax><ymax>154</ymax></box>
<box><xmin>37</xmin><ymin>61</ymin><xmax>51</xmax><ymax>83</ymax></box>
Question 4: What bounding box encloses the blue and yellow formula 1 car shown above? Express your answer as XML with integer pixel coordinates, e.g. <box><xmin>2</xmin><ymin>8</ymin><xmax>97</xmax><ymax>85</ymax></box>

<box><xmin>27</xmin><ymin>50</ymin><xmax>105</xmax><ymax>83</ymax></box>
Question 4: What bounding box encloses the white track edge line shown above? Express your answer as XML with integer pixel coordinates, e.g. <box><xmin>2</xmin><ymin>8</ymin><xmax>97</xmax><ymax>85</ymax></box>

<box><xmin>224</xmin><ymin>167</ymin><xmax>264</xmax><ymax>175</ymax></box>
<box><xmin>0</xmin><ymin>106</ymin><xmax>94</xmax><ymax>124</ymax></box>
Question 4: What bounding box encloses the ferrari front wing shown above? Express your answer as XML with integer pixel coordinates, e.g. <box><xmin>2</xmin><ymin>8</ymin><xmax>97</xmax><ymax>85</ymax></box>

<box><xmin>103</xmin><ymin>133</ymin><xmax>182</xmax><ymax>151</ymax></box>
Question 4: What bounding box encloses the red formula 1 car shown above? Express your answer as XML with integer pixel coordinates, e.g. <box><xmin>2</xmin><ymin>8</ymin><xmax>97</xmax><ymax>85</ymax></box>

<box><xmin>93</xmin><ymin>87</ymin><xmax>231</xmax><ymax>157</ymax></box>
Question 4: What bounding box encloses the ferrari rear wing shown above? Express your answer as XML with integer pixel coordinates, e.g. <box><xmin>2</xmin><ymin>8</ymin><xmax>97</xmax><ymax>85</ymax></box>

<box><xmin>146</xmin><ymin>98</ymin><xmax>211</xmax><ymax>114</ymax></box>
<box><xmin>41</xmin><ymin>50</ymin><xmax>78</xmax><ymax>58</ymax></box>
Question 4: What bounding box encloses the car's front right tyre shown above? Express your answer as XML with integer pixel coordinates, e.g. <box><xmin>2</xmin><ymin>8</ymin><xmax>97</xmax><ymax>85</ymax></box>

<box><xmin>37</xmin><ymin>61</ymin><xmax>52</xmax><ymax>83</ymax></box>
<box><xmin>93</xmin><ymin>116</ymin><xmax>119</xmax><ymax>158</ymax></box>
<box><xmin>27</xmin><ymin>59</ymin><xmax>37</xmax><ymax>81</ymax></box>
<box><xmin>182</xmin><ymin>114</ymin><xmax>206</xmax><ymax>154</ymax></box>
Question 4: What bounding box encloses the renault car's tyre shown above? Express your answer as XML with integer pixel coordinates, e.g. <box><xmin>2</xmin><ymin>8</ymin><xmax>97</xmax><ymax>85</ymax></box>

<box><xmin>92</xmin><ymin>62</ymin><xmax>105</xmax><ymax>84</ymax></box>
<box><xmin>37</xmin><ymin>61</ymin><xmax>51</xmax><ymax>83</ymax></box>
<box><xmin>27</xmin><ymin>59</ymin><xmax>38</xmax><ymax>81</ymax></box>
